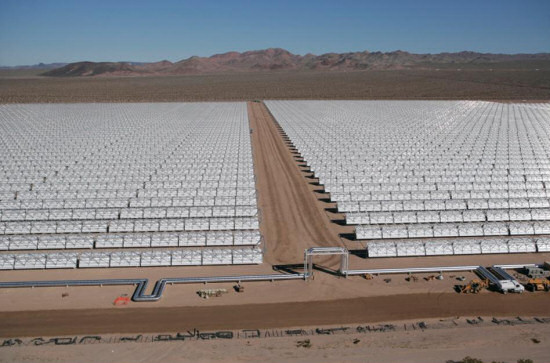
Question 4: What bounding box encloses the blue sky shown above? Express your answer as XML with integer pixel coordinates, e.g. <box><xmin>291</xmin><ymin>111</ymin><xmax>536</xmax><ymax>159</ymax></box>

<box><xmin>0</xmin><ymin>0</ymin><xmax>549</xmax><ymax>66</ymax></box>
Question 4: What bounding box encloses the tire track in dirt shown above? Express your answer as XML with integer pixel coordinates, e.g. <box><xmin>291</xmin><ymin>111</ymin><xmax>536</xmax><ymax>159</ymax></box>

<box><xmin>248</xmin><ymin>101</ymin><xmax>346</xmax><ymax>266</ymax></box>
<box><xmin>2</xmin><ymin>293</ymin><xmax>549</xmax><ymax>337</ymax></box>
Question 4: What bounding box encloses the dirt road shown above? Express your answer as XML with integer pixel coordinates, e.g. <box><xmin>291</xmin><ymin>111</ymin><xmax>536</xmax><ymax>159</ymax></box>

<box><xmin>1</xmin><ymin>293</ymin><xmax>549</xmax><ymax>337</ymax></box>
<box><xmin>248</xmin><ymin>101</ymin><xmax>347</xmax><ymax>265</ymax></box>
<box><xmin>3</xmin><ymin>320</ymin><xmax>550</xmax><ymax>363</ymax></box>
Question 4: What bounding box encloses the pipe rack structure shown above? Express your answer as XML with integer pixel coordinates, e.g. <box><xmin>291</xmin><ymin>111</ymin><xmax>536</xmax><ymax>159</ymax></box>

<box><xmin>345</xmin><ymin>265</ymin><xmax>480</xmax><ymax>276</ymax></box>
<box><xmin>0</xmin><ymin>246</ymin><xmax>542</xmax><ymax>302</ymax></box>
<box><xmin>0</xmin><ymin>273</ymin><xmax>306</xmax><ymax>302</ymax></box>
<box><xmin>304</xmin><ymin>247</ymin><xmax>349</xmax><ymax>277</ymax></box>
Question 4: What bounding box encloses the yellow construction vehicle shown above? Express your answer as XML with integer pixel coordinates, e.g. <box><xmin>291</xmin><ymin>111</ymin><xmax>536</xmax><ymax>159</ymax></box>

<box><xmin>457</xmin><ymin>279</ymin><xmax>489</xmax><ymax>294</ymax></box>
<box><xmin>525</xmin><ymin>278</ymin><xmax>550</xmax><ymax>292</ymax></box>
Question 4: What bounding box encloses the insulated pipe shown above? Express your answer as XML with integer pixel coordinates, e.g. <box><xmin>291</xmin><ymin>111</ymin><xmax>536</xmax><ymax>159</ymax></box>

<box><xmin>0</xmin><ymin>273</ymin><xmax>306</xmax><ymax>302</ymax></box>
<box><xmin>345</xmin><ymin>265</ymin><xmax>480</xmax><ymax>275</ymax></box>
<box><xmin>0</xmin><ymin>260</ymin><xmax>542</xmax><ymax>301</ymax></box>
<box><xmin>493</xmin><ymin>264</ymin><xmax>539</xmax><ymax>269</ymax></box>
<box><xmin>345</xmin><ymin>264</ymin><xmax>541</xmax><ymax>277</ymax></box>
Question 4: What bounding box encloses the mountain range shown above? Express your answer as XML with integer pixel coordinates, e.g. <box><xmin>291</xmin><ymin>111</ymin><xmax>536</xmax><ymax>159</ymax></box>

<box><xmin>41</xmin><ymin>48</ymin><xmax>550</xmax><ymax>77</ymax></box>
<box><xmin>0</xmin><ymin>62</ymin><xmax>68</xmax><ymax>70</ymax></box>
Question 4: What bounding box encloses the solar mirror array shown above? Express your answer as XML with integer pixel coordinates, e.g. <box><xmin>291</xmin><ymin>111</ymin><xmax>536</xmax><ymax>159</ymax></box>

<box><xmin>266</xmin><ymin>101</ymin><xmax>550</xmax><ymax>258</ymax></box>
<box><xmin>0</xmin><ymin>103</ymin><xmax>262</xmax><ymax>269</ymax></box>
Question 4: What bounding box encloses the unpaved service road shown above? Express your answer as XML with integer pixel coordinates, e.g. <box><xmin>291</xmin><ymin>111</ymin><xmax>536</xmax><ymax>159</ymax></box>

<box><xmin>248</xmin><ymin>101</ymin><xmax>346</xmax><ymax>265</ymax></box>
<box><xmin>3</xmin><ymin>321</ymin><xmax>549</xmax><ymax>363</ymax></box>
<box><xmin>1</xmin><ymin>293</ymin><xmax>549</xmax><ymax>337</ymax></box>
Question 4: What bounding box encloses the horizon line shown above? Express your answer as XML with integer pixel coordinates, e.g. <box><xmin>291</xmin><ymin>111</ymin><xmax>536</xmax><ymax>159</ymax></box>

<box><xmin>3</xmin><ymin>47</ymin><xmax>550</xmax><ymax>68</ymax></box>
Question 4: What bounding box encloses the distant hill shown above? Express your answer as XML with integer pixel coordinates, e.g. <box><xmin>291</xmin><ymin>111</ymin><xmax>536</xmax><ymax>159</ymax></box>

<box><xmin>0</xmin><ymin>62</ymin><xmax>67</xmax><ymax>70</ymax></box>
<box><xmin>43</xmin><ymin>62</ymin><xmax>136</xmax><ymax>77</ymax></box>
<box><xmin>42</xmin><ymin>48</ymin><xmax>550</xmax><ymax>77</ymax></box>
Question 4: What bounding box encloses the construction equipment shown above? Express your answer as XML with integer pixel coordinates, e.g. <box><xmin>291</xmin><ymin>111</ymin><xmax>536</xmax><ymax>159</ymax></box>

<box><xmin>197</xmin><ymin>288</ymin><xmax>228</xmax><ymax>299</ymax></box>
<box><xmin>457</xmin><ymin>279</ymin><xmax>489</xmax><ymax>294</ymax></box>
<box><xmin>525</xmin><ymin>278</ymin><xmax>550</xmax><ymax>292</ymax></box>
<box><xmin>524</xmin><ymin>266</ymin><xmax>550</xmax><ymax>279</ymax></box>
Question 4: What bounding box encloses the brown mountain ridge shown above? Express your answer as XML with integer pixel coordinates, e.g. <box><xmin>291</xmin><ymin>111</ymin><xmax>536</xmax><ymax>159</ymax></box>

<box><xmin>43</xmin><ymin>48</ymin><xmax>550</xmax><ymax>77</ymax></box>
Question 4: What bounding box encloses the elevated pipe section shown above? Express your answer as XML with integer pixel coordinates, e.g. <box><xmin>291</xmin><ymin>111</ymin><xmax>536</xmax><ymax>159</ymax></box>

<box><xmin>494</xmin><ymin>264</ymin><xmax>538</xmax><ymax>269</ymax></box>
<box><xmin>345</xmin><ymin>265</ymin><xmax>480</xmax><ymax>276</ymax></box>
<box><xmin>0</xmin><ymin>273</ymin><xmax>305</xmax><ymax>302</ymax></box>
<box><xmin>304</xmin><ymin>247</ymin><xmax>349</xmax><ymax>277</ymax></box>
<box><xmin>0</xmin><ymin>244</ymin><xmax>542</xmax><ymax>301</ymax></box>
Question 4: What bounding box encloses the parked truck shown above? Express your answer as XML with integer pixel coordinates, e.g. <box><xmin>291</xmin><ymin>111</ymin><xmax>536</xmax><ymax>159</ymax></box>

<box><xmin>476</xmin><ymin>266</ymin><xmax>524</xmax><ymax>294</ymax></box>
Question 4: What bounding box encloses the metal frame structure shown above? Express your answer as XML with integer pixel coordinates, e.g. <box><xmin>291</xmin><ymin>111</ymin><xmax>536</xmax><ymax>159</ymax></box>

<box><xmin>304</xmin><ymin>247</ymin><xmax>349</xmax><ymax>277</ymax></box>
<box><xmin>0</xmin><ymin>245</ymin><xmax>540</xmax><ymax>301</ymax></box>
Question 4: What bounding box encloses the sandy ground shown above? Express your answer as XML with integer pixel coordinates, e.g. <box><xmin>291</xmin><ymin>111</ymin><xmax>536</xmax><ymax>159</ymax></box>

<box><xmin>1</xmin><ymin>252</ymin><xmax>549</xmax><ymax>314</ymax></box>
<box><xmin>1</xmin><ymin>69</ymin><xmax>550</xmax><ymax>103</ymax></box>
<box><xmin>1</xmin><ymin>316</ymin><xmax>549</xmax><ymax>363</ymax></box>
<box><xmin>2</xmin><ymin>291</ymin><xmax>550</xmax><ymax>337</ymax></box>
